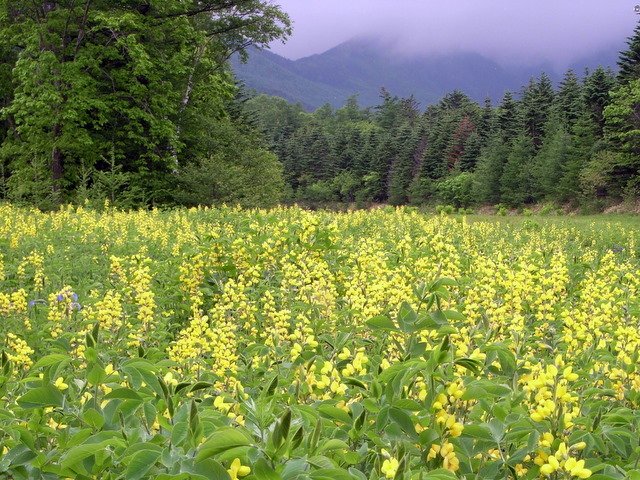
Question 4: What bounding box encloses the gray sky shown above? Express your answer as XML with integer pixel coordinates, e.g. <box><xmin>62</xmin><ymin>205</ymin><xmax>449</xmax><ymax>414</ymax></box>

<box><xmin>269</xmin><ymin>0</ymin><xmax>639</xmax><ymax>68</ymax></box>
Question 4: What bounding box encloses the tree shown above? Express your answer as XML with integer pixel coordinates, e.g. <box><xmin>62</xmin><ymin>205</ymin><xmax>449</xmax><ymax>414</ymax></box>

<box><xmin>0</xmin><ymin>0</ymin><xmax>290</xmax><ymax>206</ymax></box>
<box><xmin>555</xmin><ymin>70</ymin><xmax>584</xmax><ymax>129</ymax></box>
<box><xmin>520</xmin><ymin>73</ymin><xmax>555</xmax><ymax>147</ymax></box>
<box><xmin>495</xmin><ymin>91</ymin><xmax>521</xmax><ymax>144</ymax></box>
<box><xmin>388</xmin><ymin>123</ymin><xmax>419</xmax><ymax>205</ymax></box>
<box><xmin>583</xmin><ymin>66</ymin><xmax>616</xmax><ymax>136</ymax></box>
<box><xmin>532</xmin><ymin>120</ymin><xmax>573</xmax><ymax>200</ymax></box>
<box><xmin>499</xmin><ymin>134</ymin><xmax>535</xmax><ymax>206</ymax></box>
<box><xmin>473</xmin><ymin>137</ymin><xmax>510</xmax><ymax>205</ymax></box>
<box><xmin>602</xmin><ymin>77</ymin><xmax>640</xmax><ymax>196</ymax></box>
<box><xmin>618</xmin><ymin>20</ymin><xmax>640</xmax><ymax>85</ymax></box>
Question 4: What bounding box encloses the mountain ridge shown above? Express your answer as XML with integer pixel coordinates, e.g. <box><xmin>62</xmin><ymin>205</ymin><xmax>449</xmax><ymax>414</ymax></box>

<box><xmin>231</xmin><ymin>38</ymin><xmax>622</xmax><ymax>111</ymax></box>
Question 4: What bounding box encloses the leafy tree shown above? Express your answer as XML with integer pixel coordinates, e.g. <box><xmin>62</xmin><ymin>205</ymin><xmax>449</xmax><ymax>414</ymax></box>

<box><xmin>175</xmin><ymin>117</ymin><xmax>284</xmax><ymax>207</ymax></box>
<box><xmin>0</xmin><ymin>0</ymin><xmax>290</xmax><ymax>206</ymax></box>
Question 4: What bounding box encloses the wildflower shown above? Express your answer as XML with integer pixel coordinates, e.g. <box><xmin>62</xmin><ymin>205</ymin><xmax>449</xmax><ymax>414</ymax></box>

<box><xmin>227</xmin><ymin>458</ymin><xmax>250</xmax><ymax>480</ymax></box>
<box><xmin>54</xmin><ymin>377</ymin><xmax>68</xmax><ymax>390</ymax></box>
<box><xmin>381</xmin><ymin>457</ymin><xmax>399</xmax><ymax>479</ymax></box>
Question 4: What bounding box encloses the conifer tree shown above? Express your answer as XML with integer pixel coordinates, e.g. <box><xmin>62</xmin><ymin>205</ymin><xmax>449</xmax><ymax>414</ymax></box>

<box><xmin>520</xmin><ymin>73</ymin><xmax>555</xmax><ymax>147</ymax></box>
<box><xmin>618</xmin><ymin>20</ymin><xmax>640</xmax><ymax>85</ymax></box>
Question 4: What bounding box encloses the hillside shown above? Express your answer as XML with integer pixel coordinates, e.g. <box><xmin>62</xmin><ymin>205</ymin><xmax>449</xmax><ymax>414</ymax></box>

<box><xmin>231</xmin><ymin>38</ymin><xmax>621</xmax><ymax>110</ymax></box>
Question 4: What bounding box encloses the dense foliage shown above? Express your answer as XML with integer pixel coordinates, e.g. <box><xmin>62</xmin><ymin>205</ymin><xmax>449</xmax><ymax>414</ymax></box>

<box><xmin>1</xmin><ymin>205</ymin><xmax>640</xmax><ymax>479</ymax></box>
<box><xmin>243</xmin><ymin>23</ymin><xmax>640</xmax><ymax>209</ymax></box>
<box><xmin>0</xmin><ymin>0</ymin><xmax>290</xmax><ymax>209</ymax></box>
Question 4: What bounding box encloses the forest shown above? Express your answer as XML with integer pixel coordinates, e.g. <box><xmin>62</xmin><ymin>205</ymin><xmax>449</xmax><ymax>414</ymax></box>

<box><xmin>1</xmin><ymin>2</ymin><xmax>640</xmax><ymax>211</ymax></box>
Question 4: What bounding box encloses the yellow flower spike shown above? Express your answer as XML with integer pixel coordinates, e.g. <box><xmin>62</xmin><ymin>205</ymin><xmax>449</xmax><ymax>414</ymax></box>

<box><xmin>227</xmin><ymin>458</ymin><xmax>251</xmax><ymax>480</ymax></box>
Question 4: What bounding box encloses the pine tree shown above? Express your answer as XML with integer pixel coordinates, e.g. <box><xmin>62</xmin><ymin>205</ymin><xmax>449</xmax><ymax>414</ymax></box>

<box><xmin>495</xmin><ymin>92</ymin><xmax>521</xmax><ymax>144</ymax></box>
<box><xmin>520</xmin><ymin>73</ymin><xmax>555</xmax><ymax>147</ymax></box>
<box><xmin>473</xmin><ymin>137</ymin><xmax>510</xmax><ymax>204</ymax></box>
<box><xmin>583</xmin><ymin>66</ymin><xmax>616</xmax><ymax>136</ymax></box>
<box><xmin>618</xmin><ymin>20</ymin><xmax>640</xmax><ymax>85</ymax></box>
<box><xmin>388</xmin><ymin>123</ymin><xmax>419</xmax><ymax>205</ymax></box>
<box><xmin>500</xmin><ymin>134</ymin><xmax>535</xmax><ymax>206</ymax></box>
<box><xmin>555</xmin><ymin>70</ymin><xmax>584</xmax><ymax>129</ymax></box>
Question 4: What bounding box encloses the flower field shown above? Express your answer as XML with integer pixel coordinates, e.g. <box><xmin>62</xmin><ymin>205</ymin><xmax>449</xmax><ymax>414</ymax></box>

<box><xmin>0</xmin><ymin>204</ymin><xmax>639</xmax><ymax>480</ymax></box>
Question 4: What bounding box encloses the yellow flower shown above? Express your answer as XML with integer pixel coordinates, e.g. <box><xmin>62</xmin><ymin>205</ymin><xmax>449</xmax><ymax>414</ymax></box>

<box><xmin>565</xmin><ymin>458</ymin><xmax>592</xmax><ymax>479</ymax></box>
<box><xmin>54</xmin><ymin>377</ymin><xmax>68</xmax><ymax>391</ymax></box>
<box><xmin>227</xmin><ymin>458</ymin><xmax>251</xmax><ymax>480</ymax></box>
<box><xmin>381</xmin><ymin>457</ymin><xmax>399</xmax><ymax>479</ymax></box>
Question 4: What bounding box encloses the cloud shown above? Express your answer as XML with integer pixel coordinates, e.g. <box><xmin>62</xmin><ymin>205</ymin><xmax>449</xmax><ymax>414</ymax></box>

<box><xmin>270</xmin><ymin>0</ymin><xmax>637</xmax><ymax>67</ymax></box>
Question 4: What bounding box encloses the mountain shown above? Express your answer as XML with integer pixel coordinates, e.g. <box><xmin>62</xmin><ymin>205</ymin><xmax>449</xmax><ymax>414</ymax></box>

<box><xmin>231</xmin><ymin>38</ymin><xmax>622</xmax><ymax>111</ymax></box>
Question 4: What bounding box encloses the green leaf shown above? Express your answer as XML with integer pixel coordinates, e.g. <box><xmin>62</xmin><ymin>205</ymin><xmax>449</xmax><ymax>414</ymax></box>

<box><xmin>461</xmin><ymin>424</ymin><xmax>494</xmax><ymax>442</ymax></box>
<box><xmin>366</xmin><ymin>316</ymin><xmax>397</xmax><ymax>332</ymax></box>
<box><xmin>181</xmin><ymin>458</ymin><xmax>231</xmax><ymax>480</ymax></box>
<box><xmin>171</xmin><ymin>421</ymin><xmax>189</xmax><ymax>446</ymax></box>
<box><xmin>309</xmin><ymin>469</ymin><xmax>354</xmax><ymax>480</ymax></box>
<box><xmin>393</xmin><ymin>399</ymin><xmax>423</xmax><ymax>411</ymax></box>
<box><xmin>125</xmin><ymin>449</ymin><xmax>162</xmax><ymax>480</ymax></box>
<box><xmin>396</xmin><ymin>301</ymin><xmax>418</xmax><ymax>333</ymax></box>
<box><xmin>87</xmin><ymin>364</ymin><xmax>106</xmax><ymax>386</ymax></box>
<box><xmin>317</xmin><ymin>405</ymin><xmax>352</xmax><ymax>425</ymax></box>
<box><xmin>454</xmin><ymin>358</ymin><xmax>483</xmax><ymax>375</ymax></box>
<box><xmin>60</xmin><ymin>440</ymin><xmax>118</xmax><ymax>468</ymax></box>
<box><xmin>104</xmin><ymin>388</ymin><xmax>143</xmax><ymax>402</ymax></box>
<box><xmin>423</xmin><ymin>468</ymin><xmax>459</xmax><ymax>480</ymax></box>
<box><xmin>317</xmin><ymin>439</ymin><xmax>350</xmax><ymax>453</ymax></box>
<box><xmin>83</xmin><ymin>408</ymin><xmax>105</xmax><ymax>430</ymax></box>
<box><xmin>389</xmin><ymin>407</ymin><xmax>419</xmax><ymax>441</ymax></box>
<box><xmin>254</xmin><ymin>457</ymin><xmax>282</xmax><ymax>480</ymax></box>
<box><xmin>196</xmin><ymin>427</ymin><xmax>253</xmax><ymax>462</ymax></box>
<box><xmin>272</xmin><ymin>408</ymin><xmax>291</xmax><ymax>449</ymax></box>
<box><xmin>31</xmin><ymin>354</ymin><xmax>70</xmax><ymax>370</ymax></box>
<box><xmin>17</xmin><ymin>385</ymin><xmax>64</xmax><ymax>408</ymax></box>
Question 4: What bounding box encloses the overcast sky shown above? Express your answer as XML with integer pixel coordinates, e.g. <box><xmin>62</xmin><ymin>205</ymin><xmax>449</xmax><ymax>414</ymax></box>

<box><xmin>269</xmin><ymin>0</ymin><xmax>638</xmax><ymax>68</ymax></box>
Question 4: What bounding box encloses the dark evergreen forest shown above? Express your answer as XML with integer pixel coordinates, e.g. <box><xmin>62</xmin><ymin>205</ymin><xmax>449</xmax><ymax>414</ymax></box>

<box><xmin>1</xmin><ymin>2</ymin><xmax>640</xmax><ymax>211</ymax></box>
<box><xmin>246</xmin><ymin>52</ymin><xmax>640</xmax><ymax>210</ymax></box>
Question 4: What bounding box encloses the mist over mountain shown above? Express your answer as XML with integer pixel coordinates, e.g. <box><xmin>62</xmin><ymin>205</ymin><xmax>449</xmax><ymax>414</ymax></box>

<box><xmin>231</xmin><ymin>37</ymin><xmax>621</xmax><ymax>111</ymax></box>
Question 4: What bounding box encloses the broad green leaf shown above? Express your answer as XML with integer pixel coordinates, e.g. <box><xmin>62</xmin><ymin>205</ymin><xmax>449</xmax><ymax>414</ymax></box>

<box><xmin>83</xmin><ymin>408</ymin><xmax>105</xmax><ymax>430</ymax></box>
<box><xmin>254</xmin><ymin>457</ymin><xmax>282</xmax><ymax>480</ymax></box>
<box><xmin>104</xmin><ymin>388</ymin><xmax>143</xmax><ymax>402</ymax></box>
<box><xmin>31</xmin><ymin>354</ymin><xmax>70</xmax><ymax>370</ymax></box>
<box><xmin>393</xmin><ymin>399</ymin><xmax>423</xmax><ymax>411</ymax></box>
<box><xmin>17</xmin><ymin>385</ymin><xmax>64</xmax><ymax>408</ymax></box>
<box><xmin>196</xmin><ymin>427</ymin><xmax>253</xmax><ymax>462</ymax></box>
<box><xmin>317</xmin><ymin>405</ymin><xmax>352</xmax><ymax>425</ymax></box>
<box><xmin>366</xmin><ymin>316</ymin><xmax>397</xmax><ymax>331</ymax></box>
<box><xmin>317</xmin><ymin>439</ymin><xmax>349</xmax><ymax>453</ymax></box>
<box><xmin>60</xmin><ymin>440</ymin><xmax>117</xmax><ymax>468</ymax></box>
<box><xmin>125</xmin><ymin>449</ymin><xmax>162</xmax><ymax>480</ymax></box>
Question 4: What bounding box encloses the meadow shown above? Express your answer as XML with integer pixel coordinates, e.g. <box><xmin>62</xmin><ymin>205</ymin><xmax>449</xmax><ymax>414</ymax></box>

<box><xmin>0</xmin><ymin>204</ymin><xmax>639</xmax><ymax>480</ymax></box>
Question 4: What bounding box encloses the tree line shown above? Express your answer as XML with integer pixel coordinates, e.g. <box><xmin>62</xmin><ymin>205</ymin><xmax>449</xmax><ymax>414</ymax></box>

<box><xmin>2</xmin><ymin>3</ymin><xmax>640</xmax><ymax>211</ymax></box>
<box><xmin>245</xmin><ymin>24</ymin><xmax>640</xmax><ymax>210</ymax></box>
<box><xmin>0</xmin><ymin>0</ymin><xmax>290</xmax><ymax>209</ymax></box>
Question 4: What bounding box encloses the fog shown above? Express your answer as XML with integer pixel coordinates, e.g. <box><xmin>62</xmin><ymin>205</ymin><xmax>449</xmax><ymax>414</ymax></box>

<box><xmin>269</xmin><ymin>0</ymin><xmax>637</xmax><ymax>68</ymax></box>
